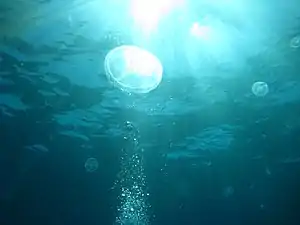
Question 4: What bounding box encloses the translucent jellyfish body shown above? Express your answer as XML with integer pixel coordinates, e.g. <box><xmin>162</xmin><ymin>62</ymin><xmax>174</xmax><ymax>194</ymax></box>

<box><xmin>104</xmin><ymin>45</ymin><xmax>163</xmax><ymax>94</ymax></box>
<box><xmin>251</xmin><ymin>81</ymin><xmax>269</xmax><ymax>97</ymax></box>
<box><xmin>85</xmin><ymin>157</ymin><xmax>99</xmax><ymax>172</ymax></box>
<box><xmin>290</xmin><ymin>35</ymin><xmax>300</xmax><ymax>48</ymax></box>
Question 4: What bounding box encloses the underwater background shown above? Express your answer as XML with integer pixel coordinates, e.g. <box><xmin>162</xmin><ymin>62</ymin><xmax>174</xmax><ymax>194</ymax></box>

<box><xmin>1</xmin><ymin>0</ymin><xmax>300</xmax><ymax>224</ymax></box>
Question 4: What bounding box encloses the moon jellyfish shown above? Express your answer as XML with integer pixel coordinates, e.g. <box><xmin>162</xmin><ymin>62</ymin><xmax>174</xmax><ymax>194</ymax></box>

<box><xmin>251</xmin><ymin>81</ymin><xmax>269</xmax><ymax>97</ymax></box>
<box><xmin>223</xmin><ymin>186</ymin><xmax>234</xmax><ymax>198</ymax></box>
<box><xmin>104</xmin><ymin>45</ymin><xmax>163</xmax><ymax>94</ymax></box>
<box><xmin>290</xmin><ymin>35</ymin><xmax>300</xmax><ymax>48</ymax></box>
<box><xmin>84</xmin><ymin>157</ymin><xmax>98</xmax><ymax>172</ymax></box>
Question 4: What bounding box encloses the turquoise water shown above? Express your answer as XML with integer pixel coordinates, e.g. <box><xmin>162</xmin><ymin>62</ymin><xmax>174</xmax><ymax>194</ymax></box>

<box><xmin>1</xmin><ymin>1</ymin><xmax>300</xmax><ymax>225</ymax></box>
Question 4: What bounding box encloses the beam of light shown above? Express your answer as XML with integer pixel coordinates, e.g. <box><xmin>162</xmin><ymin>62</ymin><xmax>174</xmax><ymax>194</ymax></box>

<box><xmin>129</xmin><ymin>0</ymin><xmax>183</xmax><ymax>35</ymax></box>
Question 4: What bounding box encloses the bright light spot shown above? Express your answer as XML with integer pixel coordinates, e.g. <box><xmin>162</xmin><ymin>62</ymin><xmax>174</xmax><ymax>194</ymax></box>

<box><xmin>290</xmin><ymin>35</ymin><xmax>300</xmax><ymax>48</ymax></box>
<box><xmin>130</xmin><ymin>0</ymin><xmax>183</xmax><ymax>33</ymax></box>
<box><xmin>190</xmin><ymin>22</ymin><xmax>212</xmax><ymax>40</ymax></box>
<box><xmin>251</xmin><ymin>81</ymin><xmax>269</xmax><ymax>97</ymax></box>
<box><xmin>85</xmin><ymin>157</ymin><xmax>99</xmax><ymax>172</ymax></box>
<box><xmin>104</xmin><ymin>45</ymin><xmax>163</xmax><ymax>94</ymax></box>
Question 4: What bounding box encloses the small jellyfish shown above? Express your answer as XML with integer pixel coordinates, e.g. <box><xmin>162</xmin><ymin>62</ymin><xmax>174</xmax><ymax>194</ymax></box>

<box><xmin>251</xmin><ymin>81</ymin><xmax>269</xmax><ymax>97</ymax></box>
<box><xmin>223</xmin><ymin>186</ymin><xmax>234</xmax><ymax>197</ymax></box>
<box><xmin>85</xmin><ymin>157</ymin><xmax>99</xmax><ymax>172</ymax></box>
<box><xmin>265</xmin><ymin>166</ymin><xmax>271</xmax><ymax>176</ymax></box>
<box><xmin>290</xmin><ymin>35</ymin><xmax>300</xmax><ymax>48</ymax></box>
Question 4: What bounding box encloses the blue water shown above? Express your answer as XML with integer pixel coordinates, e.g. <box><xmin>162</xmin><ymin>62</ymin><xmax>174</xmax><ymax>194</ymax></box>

<box><xmin>1</xmin><ymin>1</ymin><xmax>300</xmax><ymax>225</ymax></box>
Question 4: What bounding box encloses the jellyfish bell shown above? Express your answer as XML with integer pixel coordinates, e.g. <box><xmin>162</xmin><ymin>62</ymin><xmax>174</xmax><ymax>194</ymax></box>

<box><xmin>104</xmin><ymin>45</ymin><xmax>163</xmax><ymax>94</ymax></box>
<box><xmin>251</xmin><ymin>81</ymin><xmax>269</xmax><ymax>97</ymax></box>
<box><xmin>290</xmin><ymin>35</ymin><xmax>300</xmax><ymax>48</ymax></box>
<box><xmin>85</xmin><ymin>157</ymin><xmax>99</xmax><ymax>172</ymax></box>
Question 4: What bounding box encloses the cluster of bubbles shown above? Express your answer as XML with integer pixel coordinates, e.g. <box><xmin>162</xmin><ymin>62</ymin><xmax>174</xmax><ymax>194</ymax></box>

<box><xmin>104</xmin><ymin>45</ymin><xmax>163</xmax><ymax>94</ymax></box>
<box><xmin>115</xmin><ymin>185</ymin><xmax>149</xmax><ymax>225</ymax></box>
<box><xmin>114</xmin><ymin>122</ymin><xmax>150</xmax><ymax>225</ymax></box>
